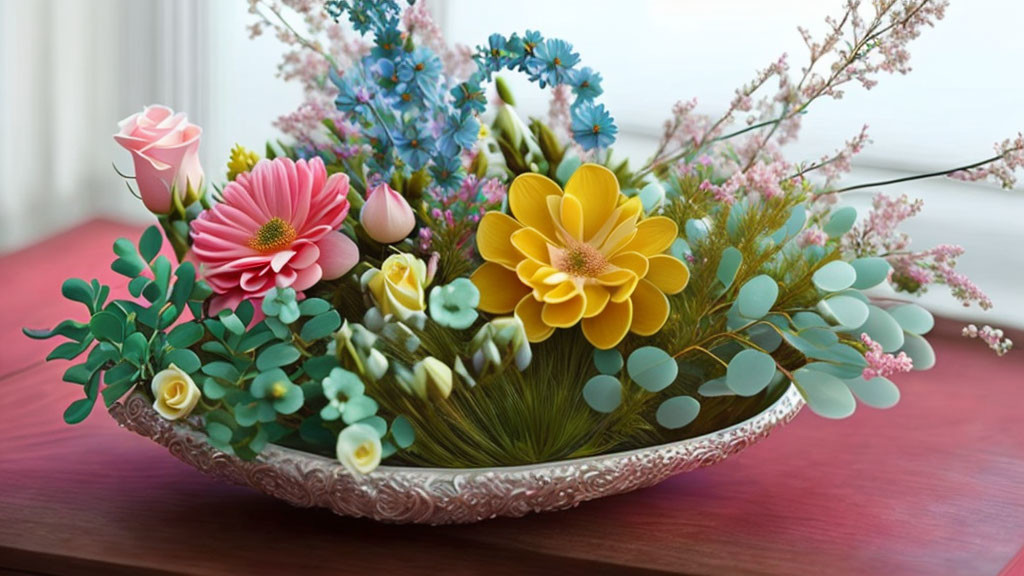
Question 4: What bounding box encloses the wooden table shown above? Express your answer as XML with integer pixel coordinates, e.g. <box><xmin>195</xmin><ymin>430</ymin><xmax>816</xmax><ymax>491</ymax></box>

<box><xmin>2</xmin><ymin>219</ymin><xmax>1023</xmax><ymax>575</ymax></box>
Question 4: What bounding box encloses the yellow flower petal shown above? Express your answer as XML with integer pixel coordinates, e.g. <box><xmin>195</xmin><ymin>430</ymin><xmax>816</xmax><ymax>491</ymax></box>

<box><xmin>541</xmin><ymin>280</ymin><xmax>581</xmax><ymax>304</ymax></box>
<box><xmin>564</xmin><ymin>164</ymin><xmax>619</xmax><ymax>241</ymax></box>
<box><xmin>541</xmin><ymin>294</ymin><xmax>586</xmax><ymax>328</ymax></box>
<box><xmin>583</xmin><ymin>284</ymin><xmax>611</xmax><ymax>318</ymax></box>
<box><xmin>597</xmin><ymin>219</ymin><xmax>639</xmax><ymax>257</ymax></box>
<box><xmin>598</xmin><ymin>268</ymin><xmax>639</xmax><ymax>303</ymax></box>
<box><xmin>508</xmin><ymin>172</ymin><xmax>562</xmax><ymax>242</ymax></box>
<box><xmin>614</xmin><ymin>196</ymin><xmax>644</xmax><ymax>227</ymax></box>
<box><xmin>622</xmin><ymin>216</ymin><xmax>678</xmax><ymax>256</ymax></box>
<box><xmin>582</xmin><ymin>298</ymin><xmax>633</xmax><ymax>350</ymax></box>
<box><xmin>476</xmin><ymin>212</ymin><xmax>524</xmax><ymax>269</ymax></box>
<box><xmin>510</xmin><ymin>227</ymin><xmax>554</xmax><ymax>264</ymax></box>
<box><xmin>646</xmin><ymin>254</ymin><xmax>690</xmax><ymax>295</ymax></box>
<box><xmin>629</xmin><ymin>278</ymin><xmax>670</xmax><ymax>336</ymax></box>
<box><xmin>609</xmin><ymin>251</ymin><xmax>649</xmax><ymax>279</ymax></box>
<box><xmin>515</xmin><ymin>295</ymin><xmax>555</xmax><ymax>342</ymax></box>
<box><xmin>559</xmin><ymin>194</ymin><xmax>586</xmax><ymax>241</ymax></box>
<box><xmin>471</xmin><ymin>262</ymin><xmax>531</xmax><ymax>313</ymax></box>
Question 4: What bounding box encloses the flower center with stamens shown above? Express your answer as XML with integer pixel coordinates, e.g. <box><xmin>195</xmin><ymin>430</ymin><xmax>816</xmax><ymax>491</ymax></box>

<box><xmin>249</xmin><ymin>218</ymin><xmax>296</xmax><ymax>253</ymax></box>
<box><xmin>554</xmin><ymin>240</ymin><xmax>608</xmax><ymax>278</ymax></box>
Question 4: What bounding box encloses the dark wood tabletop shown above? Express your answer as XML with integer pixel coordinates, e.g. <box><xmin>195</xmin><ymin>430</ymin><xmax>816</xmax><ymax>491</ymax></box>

<box><xmin>2</xmin><ymin>219</ymin><xmax>1023</xmax><ymax>576</ymax></box>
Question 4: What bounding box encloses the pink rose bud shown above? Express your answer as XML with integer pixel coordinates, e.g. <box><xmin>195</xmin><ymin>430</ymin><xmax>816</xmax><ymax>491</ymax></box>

<box><xmin>359</xmin><ymin>183</ymin><xmax>416</xmax><ymax>244</ymax></box>
<box><xmin>114</xmin><ymin>105</ymin><xmax>204</xmax><ymax>214</ymax></box>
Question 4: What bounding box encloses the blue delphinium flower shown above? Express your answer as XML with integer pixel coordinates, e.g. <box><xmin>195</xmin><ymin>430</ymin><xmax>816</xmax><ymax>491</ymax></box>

<box><xmin>371</xmin><ymin>25</ymin><xmax>403</xmax><ymax>60</ymax></box>
<box><xmin>569</xmin><ymin>67</ymin><xmax>604</xmax><ymax>100</ymax></box>
<box><xmin>522</xmin><ymin>30</ymin><xmax>543</xmax><ymax>59</ymax></box>
<box><xmin>484</xmin><ymin>33</ymin><xmax>509</xmax><ymax>72</ymax></box>
<box><xmin>504</xmin><ymin>33</ymin><xmax>527</xmax><ymax>68</ymax></box>
<box><xmin>399</xmin><ymin>48</ymin><xmax>443</xmax><ymax>97</ymax></box>
<box><xmin>451</xmin><ymin>75</ymin><xmax>487</xmax><ymax>115</ymax></box>
<box><xmin>527</xmin><ymin>39</ymin><xmax>579</xmax><ymax>87</ymax></box>
<box><xmin>429</xmin><ymin>155</ymin><xmax>465</xmax><ymax>191</ymax></box>
<box><xmin>333</xmin><ymin>71</ymin><xmax>373</xmax><ymax>115</ymax></box>
<box><xmin>393</xmin><ymin>123</ymin><xmax>435</xmax><ymax>170</ymax></box>
<box><xmin>438</xmin><ymin>112</ymin><xmax>479</xmax><ymax>156</ymax></box>
<box><xmin>571</xmin><ymin>102</ymin><xmax>618</xmax><ymax>151</ymax></box>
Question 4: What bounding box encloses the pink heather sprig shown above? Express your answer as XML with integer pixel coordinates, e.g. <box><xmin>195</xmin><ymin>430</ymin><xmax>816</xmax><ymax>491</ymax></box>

<box><xmin>888</xmin><ymin>244</ymin><xmax>993</xmax><ymax>310</ymax></box>
<box><xmin>798</xmin><ymin>227</ymin><xmax>828</xmax><ymax>248</ymax></box>
<box><xmin>842</xmin><ymin>193</ymin><xmax>922</xmax><ymax>257</ymax></box>
<box><xmin>248</xmin><ymin>0</ymin><xmax>368</xmax><ymax>144</ymax></box>
<box><xmin>547</xmin><ymin>84</ymin><xmax>573</xmax><ymax>143</ymax></box>
<box><xmin>861</xmin><ymin>333</ymin><xmax>914</xmax><ymax>380</ymax></box>
<box><xmin>800</xmin><ymin>124</ymin><xmax>872</xmax><ymax>186</ymax></box>
<box><xmin>962</xmin><ymin>324</ymin><xmax>1013</xmax><ymax>356</ymax></box>
<box><xmin>948</xmin><ymin>133</ymin><xmax>1024</xmax><ymax>190</ymax></box>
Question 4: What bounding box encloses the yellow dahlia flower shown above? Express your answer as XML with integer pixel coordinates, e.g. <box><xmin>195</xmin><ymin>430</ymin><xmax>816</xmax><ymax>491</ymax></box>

<box><xmin>470</xmin><ymin>164</ymin><xmax>689</xmax><ymax>350</ymax></box>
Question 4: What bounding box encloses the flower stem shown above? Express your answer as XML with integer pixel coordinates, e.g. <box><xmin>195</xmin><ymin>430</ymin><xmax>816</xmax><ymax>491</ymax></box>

<box><xmin>832</xmin><ymin>151</ymin><xmax>1015</xmax><ymax>194</ymax></box>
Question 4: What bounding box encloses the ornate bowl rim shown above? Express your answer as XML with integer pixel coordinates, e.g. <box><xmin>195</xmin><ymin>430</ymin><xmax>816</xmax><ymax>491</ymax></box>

<box><xmin>110</xmin><ymin>383</ymin><xmax>804</xmax><ymax>523</ymax></box>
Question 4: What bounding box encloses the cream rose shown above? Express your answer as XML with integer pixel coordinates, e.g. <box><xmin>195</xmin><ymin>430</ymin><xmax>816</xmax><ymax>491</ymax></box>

<box><xmin>363</xmin><ymin>253</ymin><xmax>428</xmax><ymax>320</ymax></box>
<box><xmin>336</xmin><ymin>423</ymin><xmax>382</xmax><ymax>475</ymax></box>
<box><xmin>114</xmin><ymin>105</ymin><xmax>204</xmax><ymax>214</ymax></box>
<box><xmin>150</xmin><ymin>364</ymin><xmax>201</xmax><ymax>420</ymax></box>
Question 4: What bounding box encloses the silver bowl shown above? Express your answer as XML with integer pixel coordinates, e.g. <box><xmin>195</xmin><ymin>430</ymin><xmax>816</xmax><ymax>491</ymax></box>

<box><xmin>109</xmin><ymin>385</ymin><xmax>804</xmax><ymax>525</ymax></box>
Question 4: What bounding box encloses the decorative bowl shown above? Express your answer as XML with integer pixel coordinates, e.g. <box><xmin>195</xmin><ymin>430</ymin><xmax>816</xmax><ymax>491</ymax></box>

<box><xmin>109</xmin><ymin>385</ymin><xmax>804</xmax><ymax>525</ymax></box>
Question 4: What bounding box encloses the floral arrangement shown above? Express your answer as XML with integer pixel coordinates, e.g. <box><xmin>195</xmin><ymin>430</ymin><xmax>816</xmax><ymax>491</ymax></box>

<box><xmin>27</xmin><ymin>0</ymin><xmax>1020</xmax><ymax>476</ymax></box>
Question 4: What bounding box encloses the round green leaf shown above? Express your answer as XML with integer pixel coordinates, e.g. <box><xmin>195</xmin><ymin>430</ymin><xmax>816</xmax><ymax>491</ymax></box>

<box><xmin>167</xmin><ymin>322</ymin><xmax>205</xmax><ymax>349</ymax></box>
<box><xmin>391</xmin><ymin>415</ymin><xmax>416</xmax><ymax>448</ymax></box>
<box><xmin>860</xmin><ymin>305</ymin><xmax>905</xmax><ymax>352</ymax></box>
<box><xmin>626</xmin><ymin>346</ymin><xmax>678</xmax><ymax>392</ymax></box>
<box><xmin>823</xmin><ymin>206</ymin><xmax>857</xmax><ymax>237</ymax></box>
<box><xmin>792</xmin><ymin>312</ymin><xmax>827</xmax><ymax>330</ymax></box>
<box><xmin>165</xmin><ymin>348</ymin><xmax>201</xmax><ymax>374</ymax></box>
<box><xmin>583</xmin><ymin>375</ymin><xmax>622</xmax><ymax>413</ymax></box>
<box><xmin>736</xmin><ymin>275</ymin><xmax>779</xmax><ymax>319</ymax></box>
<box><xmin>899</xmin><ymin>332</ymin><xmax>935</xmax><ymax>370</ymax></box>
<box><xmin>556</xmin><ymin>154</ymin><xmax>582</xmax><ymax>185</ymax></box>
<box><xmin>685</xmin><ymin>218</ymin><xmax>709</xmax><ymax>243</ymax></box>
<box><xmin>256</xmin><ymin>343</ymin><xmax>301</xmax><ymax>371</ymax></box>
<box><xmin>850</xmin><ymin>257</ymin><xmax>891</xmax><ymax>289</ymax></box>
<box><xmin>846</xmin><ymin>377</ymin><xmax>900</xmax><ymax>409</ymax></box>
<box><xmin>593</xmin><ymin>348</ymin><xmax>624</xmax><ymax>375</ymax></box>
<box><xmin>656</xmin><ymin>396</ymin><xmax>701</xmax><ymax>430</ymax></box>
<box><xmin>61</xmin><ymin>278</ymin><xmax>94</xmax><ymax>310</ymax></box>
<box><xmin>698</xmin><ymin>377</ymin><xmax>733</xmax><ymax>397</ymax></box>
<box><xmin>670</xmin><ymin>238</ymin><xmax>691</xmax><ymax>260</ymax></box>
<box><xmin>726</xmin><ymin>349</ymin><xmax>777</xmax><ymax>396</ymax></box>
<box><xmin>89</xmin><ymin>311</ymin><xmax>124</xmax><ymax>344</ymax></box>
<box><xmin>716</xmin><ymin>247</ymin><xmax>743</xmax><ymax>289</ymax></box>
<box><xmin>888</xmin><ymin>304</ymin><xmax>934</xmax><ymax>335</ymax></box>
<box><xmin>794</xmin><ymin>367</ymin><xmax>856</xmax><ymax>419</ymax></box>
<box><xmin>812</xmin><ymin>261</ymin><xmax>857</xmax><ymax>292</ymax></box>
<box><xmin>818</xmin><ymin>295</ymin><xmax>869</xmax><ymax>328</ymax></box>
<box><xmin>747</xmin><ymin>323</ymin><xmax>782</xmax><ymax>353</ymax></box>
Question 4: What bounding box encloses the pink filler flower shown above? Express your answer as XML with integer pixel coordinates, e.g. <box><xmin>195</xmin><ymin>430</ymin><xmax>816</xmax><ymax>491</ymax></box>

<box><xmin>190</xmin><ymin>157</ymin><xmax>359</xmax><ymax>312</ymax></box>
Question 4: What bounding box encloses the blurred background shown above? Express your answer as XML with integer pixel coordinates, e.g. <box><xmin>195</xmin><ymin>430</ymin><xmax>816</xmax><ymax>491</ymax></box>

<box><xmin>0</xmin><ymin>0</ymin><xmax>1021</xmax><ymax>325</ymax></box>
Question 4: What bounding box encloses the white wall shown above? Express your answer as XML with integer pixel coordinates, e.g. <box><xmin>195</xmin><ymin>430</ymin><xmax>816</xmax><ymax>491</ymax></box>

<box><xmin>1</xmin><ymin>0</ymin><xmax>1020</xmax><ymax>326</ymax></box>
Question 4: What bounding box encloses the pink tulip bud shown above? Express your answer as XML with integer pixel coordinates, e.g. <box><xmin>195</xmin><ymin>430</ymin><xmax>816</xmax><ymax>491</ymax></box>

<box><xmin>360</xmin><ymin>183</ymin><xmax>416</xmax><ymax>244</ymax></box>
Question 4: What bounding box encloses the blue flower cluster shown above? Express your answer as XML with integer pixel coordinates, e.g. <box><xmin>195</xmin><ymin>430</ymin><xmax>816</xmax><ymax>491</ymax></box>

<box><xmin>473</xmin><ymin>31</ymin><xmax>617</xmax><ymax>151</ymax></box>
<box><xmin>324</xmin><ymin>0</ymin><xmax>618</xmax><ymax>191</ymax></box>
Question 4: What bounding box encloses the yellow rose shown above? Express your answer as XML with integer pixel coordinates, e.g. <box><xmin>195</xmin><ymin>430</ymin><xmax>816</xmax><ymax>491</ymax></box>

<box><xmin>150</xmin><ymin>363</ymin><xmax>201</xmax><ymax>420</ymax></box>
<box><xmin>364</xmin><ymin>253</ymin><xmax>427</xmax><ymax>320</ymax></box>
<box><xmin>336</xmin><ymin>423</ymin><xmax>382</xmax><ymax>475</ymax></box>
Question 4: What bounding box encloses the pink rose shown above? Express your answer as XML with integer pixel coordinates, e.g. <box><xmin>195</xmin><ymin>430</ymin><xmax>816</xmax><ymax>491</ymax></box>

<box><xmin>114</xmin><ymin>105</ymin><xmax>204</xmax><ymax>214</ymax></box>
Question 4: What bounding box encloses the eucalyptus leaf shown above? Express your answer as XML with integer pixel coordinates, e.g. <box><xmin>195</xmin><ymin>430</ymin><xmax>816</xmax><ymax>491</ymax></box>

<box><xmin>593</xmin><ymin>348</ymin><xmax>623</xmax><ymax>375</ymax></box>
<box><xmin>726</xmin><ymin>349</ymin><xmax>777</xmax><ymax>396</ymax></box>
<box><xmin>391</xmin><ymin>415</ymin><xmax>416</xmax><ymax>448</ymax></box>
<box><xmin>888</xmin><ymin>304</ymin><xmax>934</xmax><ymax>335</ymax></box>
<box><xmin>846</xmin><ymin>376</ymin><xmax>900</xmax><ymax>409</ymax></box>
<box><xmin>626</xmin><ymin>346</ymin><xmax>678</xmax><ymax>392</ymax></box>
<box><xmin>823</xmin><ymin>206</ymin><xmax>857</xmax><ymax>237</ymax></box>
<box><xmin>165</xmin><ymin>348</ymin><xmax>201</xmax><ymax>373</ymax></box>
<box><xmin>899</xmin><ymin>332</ymin><xmax>935</xmax><ymax>370</ymax></box>
<box><xmin>716</xmin><ymin>247</ymin><xmax>743</xmax><ymax>289</ymax></box>
<box><xmin>818</xmin><ymin>295</ymin><xmax>869</xmax><ymax>328</ymax></box>
<box><xmin>736</xmin><ymin>275</ymin><xmax>778</xmax><ymax>319</ymax></box>
<box><xmin>655</xmin><ymin>396</ymin><xmax>701</xmax><ymax>429</ymax></box>
<box><xmin>698</xmin><ymin>377</ymin><xmax>734</xmax><ymax>397</ymax></box>
<box><xmin>850</xmin><ymin>257</ymin><xmax>891</xmax><ymax>290</ymax></box>
<box><xmin>794</xmin><ymin>367</ymin><xmax>856</xmax><ymax>419</ymax></box>
<box><xmin>301</xmin><ymin>310</ymin><xmax>342</xmax><ymax>341</ymax></box>
<box><xmin>582</xmin><ymin>375</ymin><xmax>622</xmax><ymax>413</ymax></box>
<box><xmin>812</xmin><ymin>260</ymin><xmax>857</xmax><ymax>292</ymax></box>
<box><xmin>256</xmin><ymin>343</ymin><xmax>301</xmax><ymax>371</ymax></box>
<box><xmin>859</xmin><ymin>306</ymin><xmax>905</xmax><ymax>352</ymax></box>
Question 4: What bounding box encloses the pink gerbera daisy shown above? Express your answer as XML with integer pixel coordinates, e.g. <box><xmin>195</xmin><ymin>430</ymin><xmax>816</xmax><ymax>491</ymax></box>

<box><xmin>191</xmin><ymin>157</ymin><xmax>359</xmax><ymax>312</ymax></box>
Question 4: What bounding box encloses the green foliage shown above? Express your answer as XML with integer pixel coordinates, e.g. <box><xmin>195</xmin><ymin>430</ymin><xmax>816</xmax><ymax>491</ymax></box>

<box><xmin>25</xmin><ymin>226</ymin><xmax>211</xmax><ymax>424</ymax></box>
